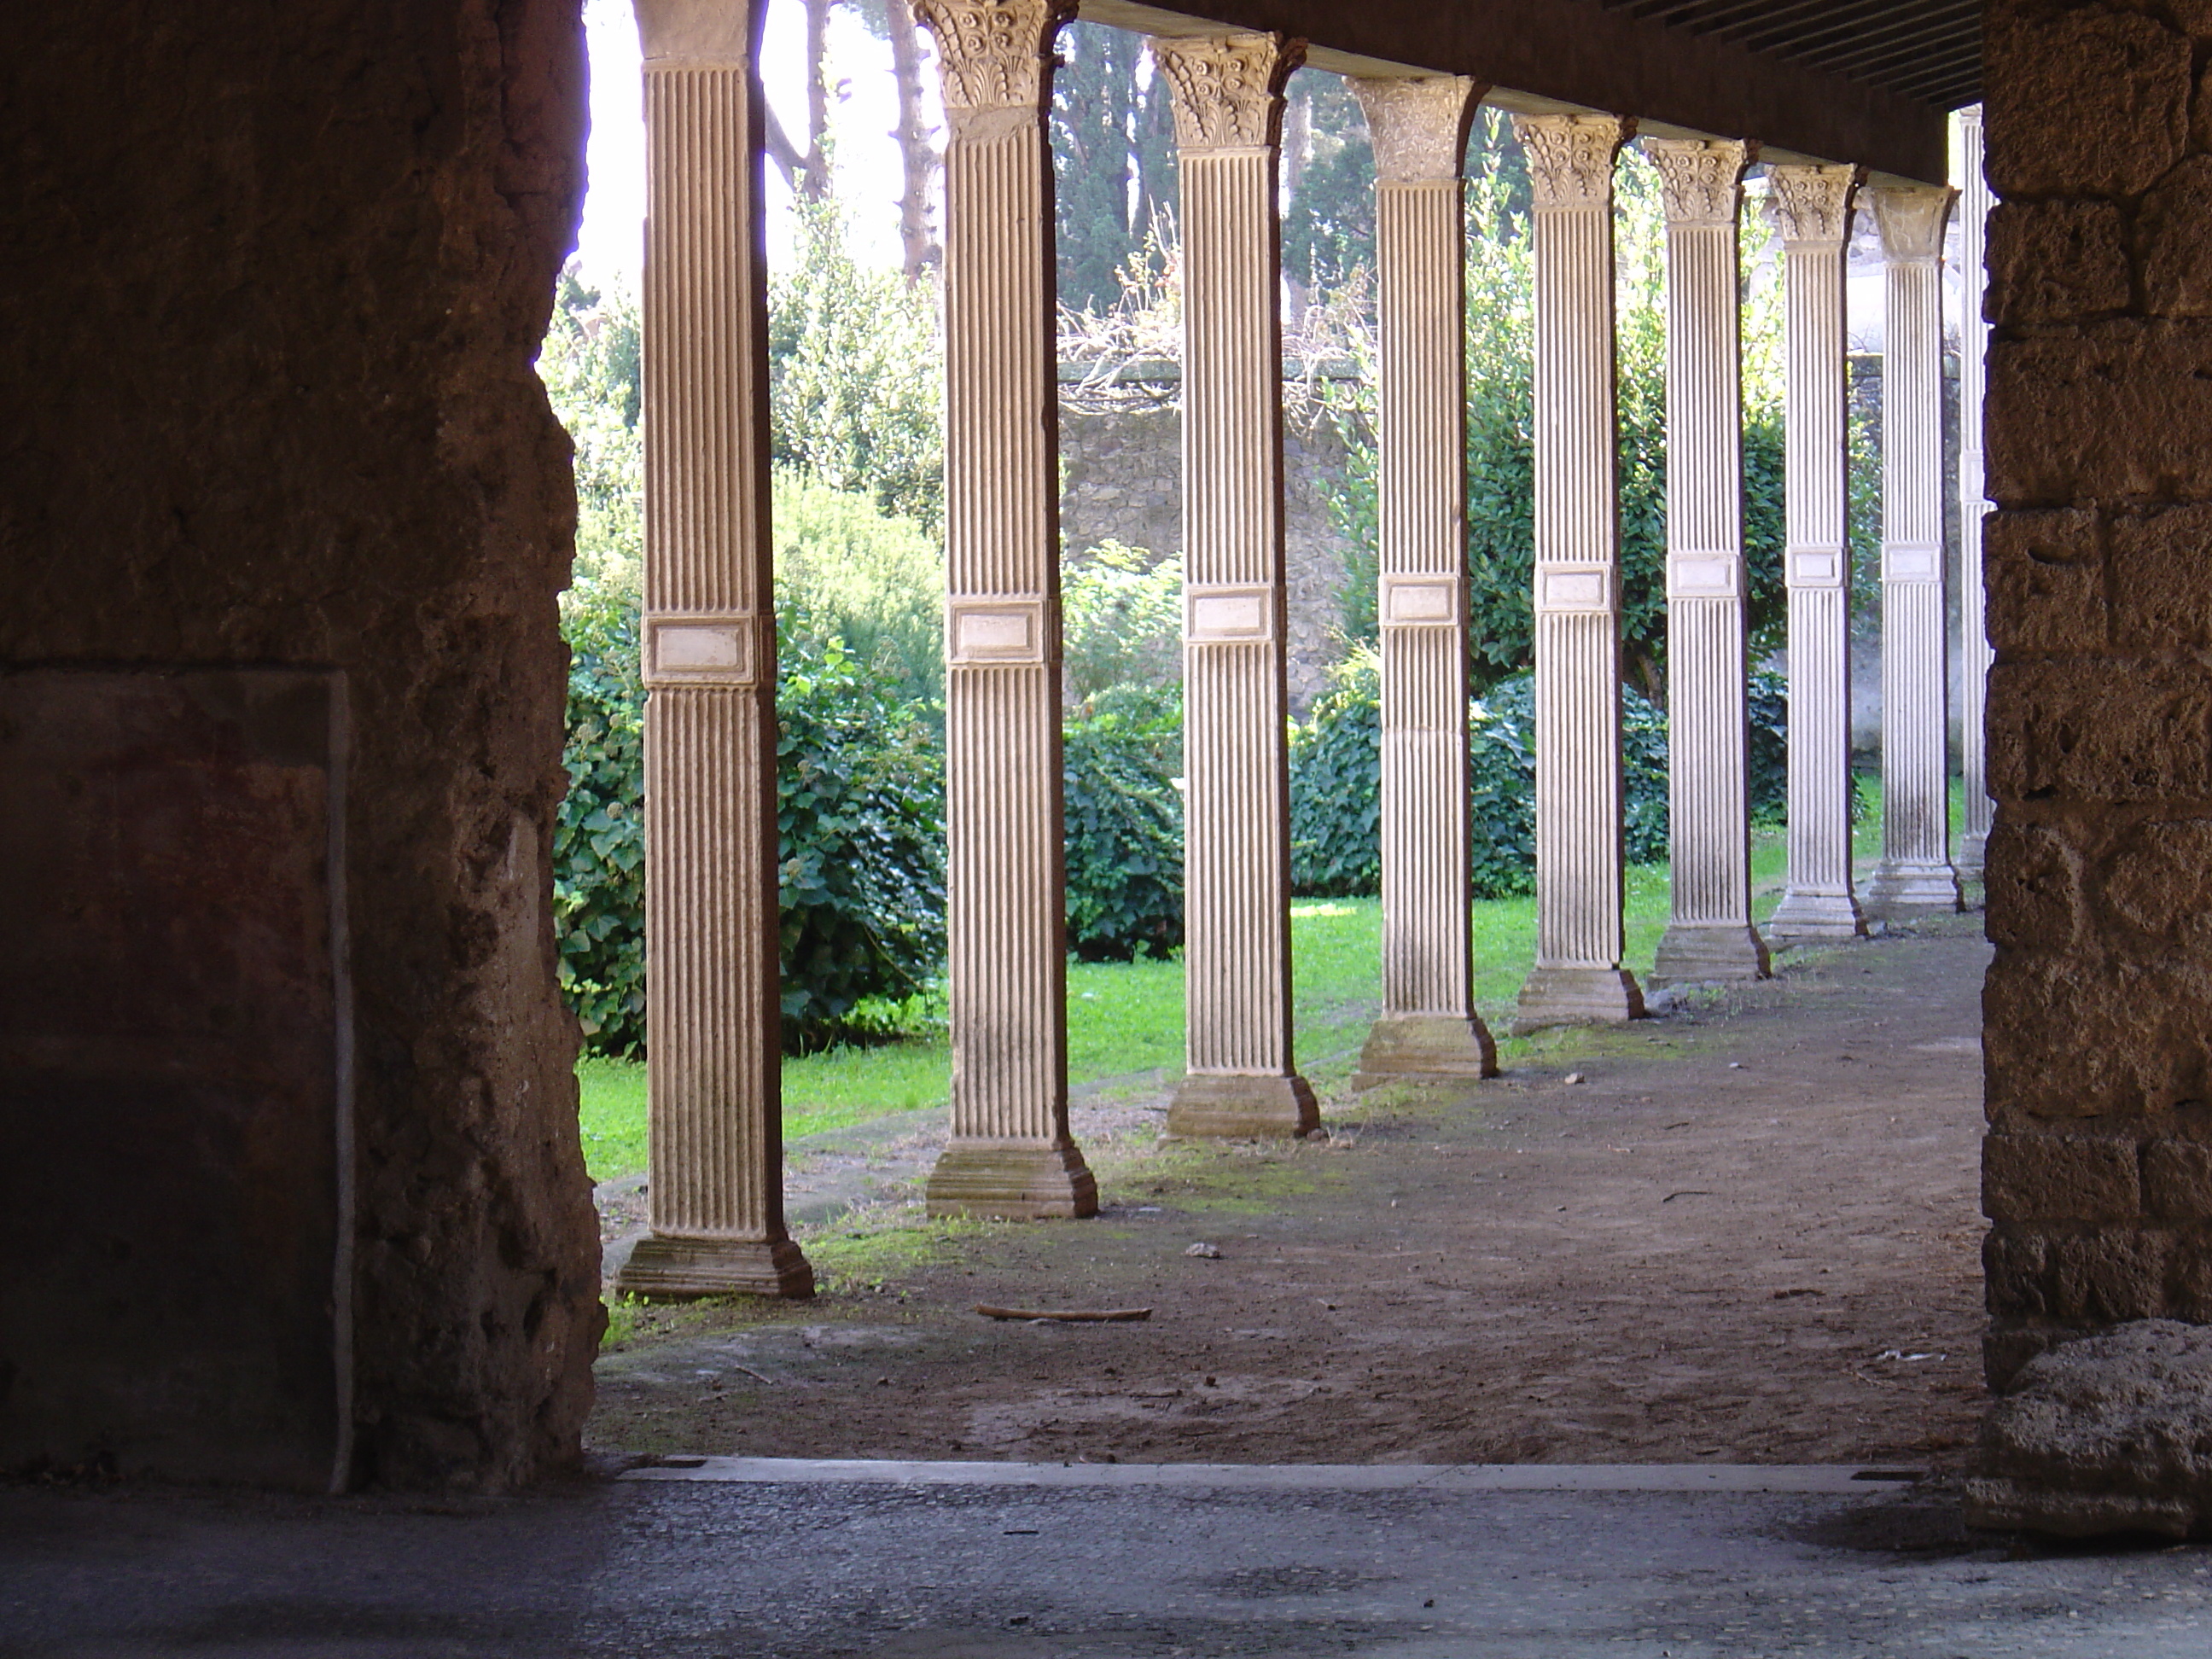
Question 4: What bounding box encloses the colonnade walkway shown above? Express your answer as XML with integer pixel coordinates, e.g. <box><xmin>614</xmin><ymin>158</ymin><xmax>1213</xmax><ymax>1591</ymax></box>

<box><xmin>588</xmin><ymin>918</ymin><xmax>1991</xmax><ymax>1471</ymax></box>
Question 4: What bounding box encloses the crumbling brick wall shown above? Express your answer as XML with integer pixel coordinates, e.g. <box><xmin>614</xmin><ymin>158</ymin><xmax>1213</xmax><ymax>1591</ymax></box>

<box><xmin>0</xmin><ymin>0</ymin><xmax>602</xmax><ymax>1486</ymax></box>
<box><xmin>1982</xmin><ymin>0</ymin><xmax>2212</xmax><ymax>1384</ymax></box>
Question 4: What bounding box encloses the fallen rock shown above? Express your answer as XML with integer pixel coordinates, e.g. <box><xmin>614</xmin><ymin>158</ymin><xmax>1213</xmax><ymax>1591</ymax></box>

<box><xmin>1965</xmin><ymin>1319</ymin><xmax>2212</xmax><ymax>1539</ymax></box>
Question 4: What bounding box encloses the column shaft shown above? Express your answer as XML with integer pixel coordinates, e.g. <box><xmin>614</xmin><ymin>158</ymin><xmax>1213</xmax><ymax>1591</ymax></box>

<box><xmin>620</xmin><ymin>0</ymin><xmax>811</xmax><ymax>1298</ymax></box>
<box><xmin>1647</xmin><ymin>140</ymin><xmax>1768</xmax><ymax>987</ymax></box>
<box><xmin>1154</xmin><ymin>33</ymin><xmax>1318</xmax><ymax>1138</ymax></box>
<box><xmin>917</xmin><ymin>0</ymin><xmax>1094</xmax><ymax>1219</ymax></box>
<box><xmin>1511</xmin><ymin>114</ymin><xmax>1644</xmax><ymax>1031</ymax></box>
<box><xmin>1956</xmin><ymin>106</ymin><xmax>1993</xmax><ymax>880</ymax></box>
<box><xmin>1866</xmin><ymin>183</ymin><xmax>1964</xmax><ymax>918</ymax></box>
<box><xmin>1766</xmin><ymin>164</ymin><xmax>1869</xmax><ymax>942</ymax></box>
<box><xmin>1350</xmin><ymin>76</ymin><xmax>1496</xmax><ymax>1086</ymax></box>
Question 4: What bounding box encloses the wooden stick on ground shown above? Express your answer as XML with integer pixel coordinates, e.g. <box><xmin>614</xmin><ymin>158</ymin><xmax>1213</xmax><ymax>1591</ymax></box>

<box><xmin>974</xmin><ymin>1305</ymin><xmax>1152</xmax><ymax>1323</ymax></box>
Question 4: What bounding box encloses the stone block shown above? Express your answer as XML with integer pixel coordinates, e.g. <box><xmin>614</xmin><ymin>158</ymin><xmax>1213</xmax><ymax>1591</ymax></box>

<box><xmin>2051</xmin><ymin>1228</ymin><xmax>2172</xmax><ymax>1324</ymax></box>
<box><xmin>1982</xmin><ymin>821</ymin><xmax>2083</xmax><ymax>953</ymax></box>
<box><xmin>1965</xmin><ymin>1319</ymin><xmax>2212</xmax><ymax>1539</ymax></box>
<box><xmin>1986</xmin><ymin>200</ymin><xmax>2130</xmax><ymax>325</ymax></box>
<box><xmin>2141</xmin><ymin>156</ymin><xmax>2212</xmax><ymax>317</ymax></box>
<box><xmin>2098</xmin><ymin>818</ymin><xmax>2212</xmax><ymax>948</ymax></box>
<box><xmin>1986</xmin><ymin>952</ymin><xmax>2212</xmax><ymax>1117</ymax></box>
<box><xmin>1984</xmin><ymin>1131</ymin><xmax>2142</xmax><ymax>1223</ymax></box>
<box><xmin>1988</xmin><ymin>323</ymin><xmax>2212</xmax><ymax>505</ymax></box>
<box><xmin>2110</xmin><ymin>505</ymin><xmax>2212</xmax><ymax>647</ymax></box>
<box><xmin>1987</xmin><ymin>658</ymin><xmax>2212</xmax><ymax>803</ymax></box>
<box><xmin>1983</xmin><ymin>509</ymin><xmax>2104</xmax><ymax>656</ymax></box>
<box><xmin>1986</xmin><ymin>6</ymin><xmax>2189</xmax><ymax>198</ymax></box>
<box><xmin>2145</xmin><ymin>1140</ymin><xmax>2212</xmax><ymax>1221</ymax></box>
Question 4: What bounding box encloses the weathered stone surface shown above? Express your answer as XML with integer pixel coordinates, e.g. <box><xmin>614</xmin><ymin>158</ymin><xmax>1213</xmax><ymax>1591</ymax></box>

<box><xmin>1983</xmin><ymin>1132</ymin><xmax>2141</xmax><ymax>1223</ymax></box>
<box><xmin>2098</xmin><ymin>818</ymin><xmax>2212</xmax><ymax>946</ymax></box>
<box><xmin>1981</xmin><ymin>820</ymin><xmax>2083</xmax><ymax>954</ymax></box>
<box><xmin>2144</xmin><ymin>1140</ymin><xmax>2212</xmax><ymax>1222</ymax></box>
<box><xmin>1982</xmin><ymin>508</ymin><xmax>2104</xmax><ymax>655</ymax></box>
<box><xmin>2110</xmin><ymin>504</ymin><xmax>2212</xmax><ymax>646</ymax></box>
<box><xmin>1984</xmin><ymin>200</ymin><xmax>2130</xmax><ymax>324</ymax></box>
<box><xmin>1988</xmin><ymin>322</ymin><xmax>2212</xmax><ymax>505</ymax></box>
<box><xmin>0</xmin><ymin>1</ymin><xmax>600</xmax><ymax>1488</ymax></box>
<box><xmin>1985</xmin><ymin>6</ymin><xmax>2189</xmax><ymax>198</ymax></box>
<box><xmin>2140</xmin><ymin>156</ymin><xmax>2212</xmax><ymax>316</ymax></box>
<box><xmin>1967</xmin><ymin>1319</ymin><xmax>2212</xmax><ymax>1538</ymax></box>
<box><xmin>1983</xmin><ymin>1227</ymin><xmax>2170</xmax><ymax>1326</ymax></box>
<box><xmin>1986</xmin><ymin>659</ymin><xmax>2212</xmax><ymax>804</ymax></box>
<box><xmin>1986</xmin><ymin>953</ymin><xmax>2212</xmax><ymax>1117</ymax></box>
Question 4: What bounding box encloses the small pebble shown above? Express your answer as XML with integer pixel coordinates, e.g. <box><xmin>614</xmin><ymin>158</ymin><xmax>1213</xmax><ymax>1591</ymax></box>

<box><xmin>1185</xmin><ymin>1242</ymin><xmax>1221</xmax><ymax>1259</ymax></box>
<box><xmin>1563</xmin><ymin>1072</ymin><xmax>1586</xmax><ymax>1085</ymax></box>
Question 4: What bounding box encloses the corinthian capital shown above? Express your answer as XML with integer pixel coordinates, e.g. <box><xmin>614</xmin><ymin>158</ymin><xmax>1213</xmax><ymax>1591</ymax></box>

<box><xmin>912</xmin><ymin>0</ymin><xmax>1074</xmax><ymax>114</ymax></box>
<box><xmin>1644</xmin><ymin>137</ymin><xmax>1754</xmax><ymax>227</ymax></box>
<box><xmin>1150</xmin><ymin>33</ymin><xmax>1304</xmax><ymax>151</ymax></box>
<box><xmin>1764</xmin><ymin>162</ymin><xmax>1862</xmax><ymax>246</ymax></box>
<box><xmin>1350</xmin><ymin>76</ymin><xmax>1487</xmax><ymax>184</ymax></box>
<box><xmin>1871</xmin><ymin>182</ymin><xmax>1956</xmax><ymax>262</ymax></box>
<box><xmin>1511</xmin><ymin>114</ymin><xmax>1633</xmax><ymax>209</ymax></box>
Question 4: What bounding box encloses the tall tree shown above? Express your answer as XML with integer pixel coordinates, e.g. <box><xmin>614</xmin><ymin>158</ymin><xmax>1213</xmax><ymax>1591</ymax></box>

<box><xmin>1051</xmin><ymin>21</ymin><xmax>1141</xmax><ymax>314</ymax></box>
<box><xmin>764</xmin><ymin>0</ymin><xmax>837</xmax><ymax>201</ymax></box>
<box><xmin>850</xmin><ymin>0</ymin><xmax>942</xmax><ymax>279</ymax></box>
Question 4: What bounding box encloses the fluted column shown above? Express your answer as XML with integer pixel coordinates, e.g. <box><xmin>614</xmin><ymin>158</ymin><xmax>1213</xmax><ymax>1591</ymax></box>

<box><xmin>1866</xmin><ymin>182</ymin><xmax>1964</xmax><ymax>917</ymax></box>
<box><xmin>1647</xmin><ymin>139</ymin><xmax>1768</xmax><ymax>987</ymax></box>
<box><xmin>1955</xmin><ymin>107</ymin><xmax>1993</xmax><ymax>882</ymax></box>
<box><xmin>1348</xmin><ymin>74</ymin><xmax>1497</xmax><ymax>1086</ymax></box>
<box><xmin>917</xmin><ymin>0</ymin><xmax>1095</xmax><ymax>1219</ymax></box>
<box><xmin>1766</xmin><ymin>163</ymin><xmax>1870</xmax><ymax>943</ymax></box>
<box><xmin>1511</xmin><ymin>114</ymin><xmax>1645</xmax><ymax>1032</ymax></box>
<box><xmin>1153</xmin><ymin>32</ymin><xmax>1318</xmax><ymax>1138</ymax></box>
<box><xmin>618</xmin><ymin>0</ymin><xmax>812</xmax><ymax>1299</ymax></box>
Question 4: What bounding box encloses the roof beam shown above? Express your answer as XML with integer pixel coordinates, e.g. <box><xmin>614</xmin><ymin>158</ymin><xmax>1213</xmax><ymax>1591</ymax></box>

<box><xmin>1080</xmin><ymin>0</ymin><xmax>1949</xmax><ymax>182</ymax></box>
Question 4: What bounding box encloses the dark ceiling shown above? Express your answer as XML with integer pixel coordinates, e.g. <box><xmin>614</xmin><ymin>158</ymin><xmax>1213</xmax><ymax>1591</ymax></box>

<box><xmin>1598</xmin><ymin>0</ymin><xmax>1982</xmax><ymax>110</ymax></box>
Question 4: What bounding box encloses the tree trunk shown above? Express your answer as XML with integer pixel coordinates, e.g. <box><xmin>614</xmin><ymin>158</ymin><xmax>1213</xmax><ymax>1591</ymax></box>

<box><xmin>884</xmin><ymin>0</ymin><xmax>939</xmax><ymax>276</ymax></box>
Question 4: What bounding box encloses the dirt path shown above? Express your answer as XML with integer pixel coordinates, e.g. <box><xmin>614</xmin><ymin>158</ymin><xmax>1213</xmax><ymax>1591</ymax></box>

<box><xmin>591</xmin><ymin>917</ymin><xmax>1990</xmax><ymax>1470</ymax></box>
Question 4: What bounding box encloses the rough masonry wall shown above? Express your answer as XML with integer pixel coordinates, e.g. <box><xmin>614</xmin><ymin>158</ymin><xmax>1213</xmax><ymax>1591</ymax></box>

<box><xmin>1982</xmin><ymin>0</ymin><xmax>2212</xmax><ymax>1384</ymax></box>
<box><xmin>0</xmin><ymin>1</ymin><xmax>602</xmax><ymax>1485</ymax></box>
<box><xmin>1060</xmin><ymin>401</ymin><xmax>1360</xmax><ymax>711</ymax></box>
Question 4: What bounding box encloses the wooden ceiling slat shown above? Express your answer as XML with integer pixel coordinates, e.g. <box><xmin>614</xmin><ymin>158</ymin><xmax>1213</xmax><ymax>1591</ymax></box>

<box><xmin>1596</xmin><ymin>0</ymin><xmax>1980</xmax><ymax>109</ymax></box>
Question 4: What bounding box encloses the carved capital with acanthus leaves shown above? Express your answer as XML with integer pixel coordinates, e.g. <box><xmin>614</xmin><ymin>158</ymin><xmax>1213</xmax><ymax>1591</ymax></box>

<box><xmin>1765</xmin><ymin>162</ymin><xmax>1862</xmax><ymax>246</ymax></box>
<box><xmin>911</xmin><ymin>0</ymin><xmax>1074</xmax><ymax>114</ymax></box>
<box><xmin>1511</xmin><ymin>113</ymin><xmax>1634</xmax><ymax>210</ymax></box>
<box><xmin>1871</xmin><ymin>181</ymin><xmax>1956</xmax><ymax>263</ymax></box>
<box><xmin>1643</xmin><ymin>137</ymin><xmax>1755</xmax><ymax>227</ymax></box>
<box><xmin>1349</xmin><ymin>76</ymin><xmax>1487</xmax><ymax>184</ymax></box>
<box><xmin>1150</xmin><ymin>32</ymin><xmax>1304</xmax><ymax>152</ymax></box>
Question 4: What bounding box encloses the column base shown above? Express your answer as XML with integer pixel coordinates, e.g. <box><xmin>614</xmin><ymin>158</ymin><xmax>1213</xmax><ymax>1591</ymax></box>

<box><xmin>1958</xmin><ymin>831</ymin><xmax>1988</xmax><ymax>880</ymax></box>
<box><xmin>614</xmin><ymin>1235</ymin><xmax>815</xmax><ymax>1301</ymax></box>
<box><xmin>1650</xmin><ymin>923</ymin><xmax>1771</xmax><ymax>987</ymax></box>
<box><xmin>925</xmin><ymin>1141</ymin><xmax>1097</xmax><ymax>1220</ymax></box>
<box><xmin>1767</xmin><ymin>889</ymin><xmax>1869</xmax><ymax>943</ymax></box>
<box><xmin>1352</xmin><ymin>1014</ymin><xmax>1498</xmax><ymax>1091</ymax></box>
<box><xmin>1166</xmin><ymin>1073</ymin><xmax>1320</xmax><ymax>1139</ymax></box>
<box><xmin>1512</xmin><ymin>967</ymin><xmax>1646</xmax><ymax>1034</ymax></box>
<box><xmin>1864</xmin><ymin>859</ymin><xmax>1965</xmax><ymax>919</ymax></box>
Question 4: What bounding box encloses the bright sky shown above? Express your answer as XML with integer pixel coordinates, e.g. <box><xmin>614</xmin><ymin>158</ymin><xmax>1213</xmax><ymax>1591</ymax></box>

<box><xmin>574</xmin><ymin>0</ymin><xmax>938</xmax><ymax>288</ymax></box>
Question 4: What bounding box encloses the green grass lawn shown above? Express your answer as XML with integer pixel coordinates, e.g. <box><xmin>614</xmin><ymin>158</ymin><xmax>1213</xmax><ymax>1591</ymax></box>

<box><xmin>578</xmin><ymin>771</ymin><xmax>1962</xmax><ymax>1182</ymax></box>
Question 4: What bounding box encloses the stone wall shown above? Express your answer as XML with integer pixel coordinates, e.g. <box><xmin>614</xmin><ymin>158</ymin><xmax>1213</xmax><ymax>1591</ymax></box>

<box><xmin>0</xmin><ymin>1</ymin><xmax>601</xmax><ymax>1487</ymax></box>
<box><xmin>1060</xmin><ymin>395</ymin><xmax>1365</xmax><ymax>712</ymax></box>
<box><xmin>1981</xmin><ymin>0</ymin><xmax>2212</xmax><ymax>1385</ymax></box>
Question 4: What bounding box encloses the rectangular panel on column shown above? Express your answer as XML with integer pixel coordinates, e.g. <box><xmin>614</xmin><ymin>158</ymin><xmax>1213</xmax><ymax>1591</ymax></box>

<box><xmin>1155</xmin><ymin>33</ymin><xmax>1318</xmax><ymax>1138</ymax></box>
<box><xmin>1511</xmin><ymin>113</ymin><xmax>1643</xmax><ymax>1033</ymax></box>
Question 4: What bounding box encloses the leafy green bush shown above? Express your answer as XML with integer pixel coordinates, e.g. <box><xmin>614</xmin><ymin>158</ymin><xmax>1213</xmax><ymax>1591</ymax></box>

<box><xmin>556</xmin><ymin>570</ymin><xmax>647</xmax><ymax>1055</ymax></box>
<box><xmin>777</xmin><ymin>631</ymin><xmax>947</xmax><ymax>1051</ymax></box>
<box><xmin>1289</xmin><ymin>650</ymin><xmax>1382</xmax><ymax>896</ymax></box>
<box><xmin>773</xmin><ymin>469</ymin><xmax>945</xmax><ymax>703</ymax></box>
<box><xmin>1063</xmin><ymin>685</ymin><xmax>1184</xmax><ymax>960</ymax></box>
<box><xmin>1062</xmin><ymin>542</ymin><xmax>1183</xmax><ymax>705</ymax></box>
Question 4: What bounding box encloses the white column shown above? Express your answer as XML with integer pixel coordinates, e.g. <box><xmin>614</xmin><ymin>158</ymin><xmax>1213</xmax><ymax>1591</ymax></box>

<box><xmin>916</xmin><ymin>0</ymin><xmax>1095</xmax><ymax>1219</ymax></box>
<box><xmin>619</xmin><ymin>0</ymin><xmax>812</xmax><ymax>1298</ymax></box>
<box><xmin>1349</xmin><ymin>74</ymin><xmax>1497</xmax><ymax>1086</ymax></box>
<box><xmin>1866</xmin><ymin>182</ymin><xmax>1964</xmax><ymax>918</ymax></box>
<box><xmin>1647</xmin><ymin>139</ymin><xmax>1769</xmax><ymax>987</ymax></box>
<box><xmin>1955</xmin><ymin>107</ymin><xmax>1993</xmax><ymax>881</ymax></box>
<box><xmin>1152</xmin><ymin>32</ymin><xmax>1318</xmax><ymax>1138</ymax></box>
<box><xmin>1766</xmin><ymin>162</ymin><xmax>1870</xmax><ymax>943</ymax></box>
<box><xmin>1511</xmin><ymin>113</ymin><xmax>1645</xmax><ymax>1032</ymax></box>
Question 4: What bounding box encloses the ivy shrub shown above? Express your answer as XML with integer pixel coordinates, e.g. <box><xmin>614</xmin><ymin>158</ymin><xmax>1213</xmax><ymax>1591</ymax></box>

<box><xmin>1289</xmin><ymin>650</ymin><xmax>1382</xmax><ymax>896</ymax></box>
<box><xmin>1063</xmin><ymin>685</ymin><xmax>1184</xmax><ymax>960</ymax></box>
<box><xmin>777</xmin><ymin>632</ymin><xmax>947</xmax><ymax>1050</ymax></box>
<box><xmin>556</xmin><ymin>573</ymin><xmax>648</xmax><ymax>1055</ymax></box>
